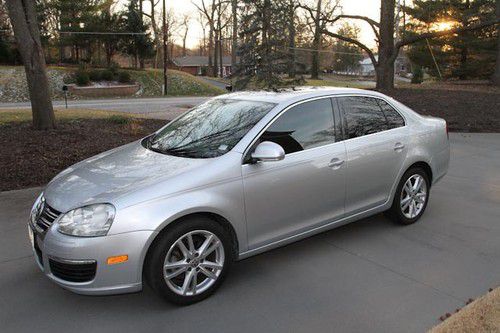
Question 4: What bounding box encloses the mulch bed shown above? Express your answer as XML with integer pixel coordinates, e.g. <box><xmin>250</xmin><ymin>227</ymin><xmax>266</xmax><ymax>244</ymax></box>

<box><xmin>382</xmin><ymin>88</ymin><xmax>500</xmax><ymax>133</ymax></box>
<box><xmin>0</xmin><ymin>118</ymin><xmax>166</xmax><ymax>191</ymax></box>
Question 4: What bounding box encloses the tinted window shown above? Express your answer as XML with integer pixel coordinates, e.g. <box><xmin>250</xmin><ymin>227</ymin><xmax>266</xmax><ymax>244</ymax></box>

<box><xmin>148</xmin><ymin>99</ymin><xmax>275</xmax><ymax>158</ymax></box>
<box><xmin>260</xmin><ymin>99</ymin><xmax>336</xmax><ymax>154</ymax></box>
<box><xmin>338</xmin><ymin>97</ymin><xmax>388</xmax><ymax>139</ymax></box>
<box><xmin>378</xmin><ymin>99</ymin><xmax>405</xmax><ymax>129</ymax></box>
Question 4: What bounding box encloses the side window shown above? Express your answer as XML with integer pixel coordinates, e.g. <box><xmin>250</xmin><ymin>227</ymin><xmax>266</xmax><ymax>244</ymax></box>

<box><xmin>378</xmin><ymin>99</ymin><xmax>405</xmax><ymax>129</ymax></box>
<box><xmin>260</xmin><ymin>99</ymin><xmax>336</xmax><ymax>154</ymax></box>
<box><xmin>338</xmin><ymin>96</ymin><xmax>388</xmax><ymax>139</ymax></box>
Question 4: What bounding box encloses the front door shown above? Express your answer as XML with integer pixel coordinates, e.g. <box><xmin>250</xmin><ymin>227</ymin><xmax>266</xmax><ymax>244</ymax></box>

<box><xmin>242</xmin><ymin>98</ymin><xmax>346</xmax><ymax>250</ymax></box>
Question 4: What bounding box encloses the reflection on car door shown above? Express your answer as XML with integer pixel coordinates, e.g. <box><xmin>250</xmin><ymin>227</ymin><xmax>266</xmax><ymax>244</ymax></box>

<box><xmin>242</xmin><ymin>98</ymin><xmax>347</xmax><ymax>249</ymax></box>
<box><xmin>335</xmin><ymin>96</ymin><xmax>408</xmax><ymax>215</ymax></box>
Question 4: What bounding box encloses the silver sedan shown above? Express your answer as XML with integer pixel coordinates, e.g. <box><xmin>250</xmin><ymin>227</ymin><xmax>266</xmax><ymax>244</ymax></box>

<box><xmin>29</xmin><ymin>87</ymin><xmax>449</xmax><ymax>304</ymax></box>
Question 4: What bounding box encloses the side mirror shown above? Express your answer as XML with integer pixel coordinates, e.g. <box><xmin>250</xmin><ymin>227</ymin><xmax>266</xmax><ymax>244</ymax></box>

<box><xmin>251</xmin><ymin>141</ymin><xmax>285</xmax><ymax>162</ymax></box>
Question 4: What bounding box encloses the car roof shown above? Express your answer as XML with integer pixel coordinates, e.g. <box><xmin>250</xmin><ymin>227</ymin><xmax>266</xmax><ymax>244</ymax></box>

<box><xmin>215</xmin><ymin>86</ymin><xmax>386</xmax><ymax>105</ymax></box>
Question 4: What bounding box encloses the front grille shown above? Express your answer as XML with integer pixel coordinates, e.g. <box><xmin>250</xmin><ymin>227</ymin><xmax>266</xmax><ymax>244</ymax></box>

<box><xmin>49</xmin><ymin>258</ymin><xmax>97</xmax><ymax>283</ymax></box>
<box><xmin>35</xmin><ymin>203</ymin><xmax>61</xmax><ymax>232</ymax></box>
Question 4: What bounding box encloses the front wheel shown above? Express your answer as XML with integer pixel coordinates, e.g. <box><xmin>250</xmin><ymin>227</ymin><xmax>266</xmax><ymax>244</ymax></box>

<box><xmin>144</xmin><ymin>217</ymin><xmax>233</xmax><ymax>305</ymax></box>
<box><xmin>387</xmin><ymin>167</ymin><xmax>430</xmax><ymax>225</ymax></box>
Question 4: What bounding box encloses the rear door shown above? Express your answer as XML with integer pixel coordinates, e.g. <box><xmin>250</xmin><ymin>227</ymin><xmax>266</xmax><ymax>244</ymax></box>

<box><xmin>335</xmin><ymin>96</ymin><xmax>408</xmax><ymax>215</ymax></box>
<box><xmin>242</xmin><ymin>98</ymin><xmax>346</xmax><ymax>249</ymax></box>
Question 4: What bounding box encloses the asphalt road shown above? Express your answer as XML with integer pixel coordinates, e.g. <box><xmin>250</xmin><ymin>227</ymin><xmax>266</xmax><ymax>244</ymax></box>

<box><xmin>1</xmin><ymin>133</ymin><xmax>499</xmax><ymax>333</ymax></box>
<box><xmin>0</xmin><ymin>96</ymin><xmax>209</xmax><ymax>119</ymax></box>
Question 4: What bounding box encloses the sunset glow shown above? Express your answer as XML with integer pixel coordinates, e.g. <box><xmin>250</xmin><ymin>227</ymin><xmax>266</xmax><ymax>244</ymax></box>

<box><xmin>431</xmin><ymin>21</ymin><xmax>458</xmax><ymax>32</ymax></box>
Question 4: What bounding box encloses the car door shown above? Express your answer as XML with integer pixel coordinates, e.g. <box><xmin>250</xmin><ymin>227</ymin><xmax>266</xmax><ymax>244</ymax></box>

<box><xmin>242</xmin><ymin>98</ymin><xmax>347</xmax><ymax>249</ymax></box>
<box><xmin>335</xmin><ymin>96</ymin><xmax>408</xmax><ymax>215</ymax></box>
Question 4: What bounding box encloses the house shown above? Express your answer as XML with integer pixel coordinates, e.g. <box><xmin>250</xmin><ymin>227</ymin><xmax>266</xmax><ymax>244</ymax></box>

<box><xmin>358</xmin><ymin>55</ymin><xmax>411</xmax><ymax>77</ymax></box>
<box><xmin>172</xmin><ymin>56</ymin><xmax>234</xmax><ymax>76</ymax></box>
<box><xmin>359</xmin><ymin>57</ymin><xmax>376</xmax><ymax>76</ymax></box>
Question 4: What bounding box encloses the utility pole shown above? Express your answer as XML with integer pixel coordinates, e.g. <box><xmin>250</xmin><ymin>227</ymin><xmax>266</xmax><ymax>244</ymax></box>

<box><xmin>162</xmin><ymin>0</ymin><xmax>168</xmax><ymax>95</ymax></box>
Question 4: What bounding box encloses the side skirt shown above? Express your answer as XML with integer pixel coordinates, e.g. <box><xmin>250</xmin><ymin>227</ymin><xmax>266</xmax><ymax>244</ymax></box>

<box><xmin>237</xmin><ymin>202</ymin><xmax>390</xmax><ymax>260</ymax></box>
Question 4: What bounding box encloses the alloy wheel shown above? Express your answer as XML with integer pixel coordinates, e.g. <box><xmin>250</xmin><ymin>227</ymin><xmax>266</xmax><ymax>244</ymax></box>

<box><xmin>163</xmin><ymin>230</ymin><xmax>225</xmax><ymax>296</ymax></box>
<box><xmin>400</xmin><ymin>174</ymin><xmax>427</xmax><ymax>219</ymax></box>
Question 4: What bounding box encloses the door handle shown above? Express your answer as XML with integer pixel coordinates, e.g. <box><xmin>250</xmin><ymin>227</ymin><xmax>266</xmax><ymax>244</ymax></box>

<box><xmin>328</xmin><ymin>158</ymin><xmax>344</xmax><ymax>169</ymax></box>
<box><xmin>394</xmin><ymin>142</ymin><xmax>405</xmax><ymax>151</ymax></box>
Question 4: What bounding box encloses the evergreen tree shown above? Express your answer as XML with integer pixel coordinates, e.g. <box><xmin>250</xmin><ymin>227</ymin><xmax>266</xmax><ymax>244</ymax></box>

<box><xmin>236</xmin><ymin>0</ymin><xmax>299</xmax><ymax>89</ymax></box>
<box><xmin>331</xmin><ymin>23</ymin><xmax>364</xmax><ymax>72</ymax></box>
<box><xmin>122</xmin><ymin>0</ymin><xmax>153</xmax><ymax>69</ymax></box>
<box><xmin>53</xmin><ymin>0</ymin><xmax>103</xmax><ymax>63</ymax></box>
<box><xmin>406</xmin><ymin>0</ymin><xmax>497</xmax><ymax>80</ymax></box>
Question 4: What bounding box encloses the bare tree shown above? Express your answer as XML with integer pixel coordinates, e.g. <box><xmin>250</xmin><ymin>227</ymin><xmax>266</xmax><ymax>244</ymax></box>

<box><xmin>300</xmin><ymin>0</ymin><xmax>341</xmax><ymax>80</ymax></box>
<box><xmin>231</xmin><ymin>0</ymin><xmax>238</xmax><ymax>72</ymax></box>
<box><xmin>193</xmin><ymin>0</ymin><xmax>217</xmax><ymax>76</ymax></box>
<box><xmin>197</xmin><ymin>12</ymin><xmax>208</xmax><ymax>56</ymax></box>
<box><xmin>318</xmin><ymin>0</ymin><xmax>500</xmax><ymax>89</ymax></box>
<box><xmin>142</xmin><ymin>0</ymin><xmax>161</xmax><ymax>68</ymax></box>
<box><xmin>6</xmin><ymin>0</ymin><xmax>55</xmax><ymax>130</ymax></box>
<box><xmin>180</xmin><ymin>14</ymin><xmax>191</xmax><ymax>56</ymax></box>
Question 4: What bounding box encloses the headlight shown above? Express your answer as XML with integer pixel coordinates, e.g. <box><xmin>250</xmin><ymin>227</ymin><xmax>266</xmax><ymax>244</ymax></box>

<box><xmin>57</xmin><ymin>204</ymin><xmax>115</xmax><ymax>237</ymax></box>
<box><xmin>30</xmin><ymin>193</ymin><xmax>44</xmax><ymax>226</ymax></box>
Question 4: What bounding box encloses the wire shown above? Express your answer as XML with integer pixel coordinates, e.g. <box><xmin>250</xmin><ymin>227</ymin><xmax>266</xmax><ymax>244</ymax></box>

<box><xmin>58</xmin><ymin>31</ymin><xmax>147</xmax><ymax>35</ymax></box>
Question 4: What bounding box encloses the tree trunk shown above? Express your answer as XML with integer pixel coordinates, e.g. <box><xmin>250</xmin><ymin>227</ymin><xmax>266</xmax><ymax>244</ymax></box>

<box><xmin>6</xmin><ymin>0</ymin><xmax>55</xmax><ymax>130</ymax></box>
<box><xmin>231</xmin><ymin>0</ymin><xmax>238</xmax><ymax>75</ymax></box>
<box><xmin>375</xmin><ymin>60</ymin><xmax>395</xmax><ymax>91</ymax></box>
<box><xmin>459</xmin><ymin>46</ymin><xmax>468</xmax><ymax>80</ymax></box>
<box><xmin>376</xmin><ymin>0</ymin><xmax>396</xmax><ymax>90</ymax></box>
<box><xmin>491</xmin><ymin>0</ymin><xmax>500</xmax><ymax>85</ymax></box>
<box><xmin>208</xmin><ymin>25</ymin><xmax>214</xmax><ymax>76</ymax></box>
<box><xmin>219</xmin><ymin>33</ymin><xmax>223</xmax><ymax>77</ymax></box>
<box><xmin>150</xmin><ymin>0</ymin><xmax>161</xmax><ymax>68</ymax></box>
<box><xmin>213</xmin><ymin>30</ymin><xmax>219</xmax><ymax>77</ymax></box>
<box><xmin>288</xmin><ymin>0</ymin><xmax>296</xmax><ymax>79</ymax></box>
<box><xmin>311</xmin><ymin>0</ymin><xmax>322</xmax><ymax>79</ymax></box>
<box><xmin>139</xmin><ymin>0</ymin><xmax>144</xmax><ymax>69</ymax></box>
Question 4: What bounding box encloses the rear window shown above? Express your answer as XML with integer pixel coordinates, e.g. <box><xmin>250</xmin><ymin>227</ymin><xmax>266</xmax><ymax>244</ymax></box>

<box><xmin>377</xmin><ymin>99</ymin><xmax>405</xmax><ymax>129</ymax></box>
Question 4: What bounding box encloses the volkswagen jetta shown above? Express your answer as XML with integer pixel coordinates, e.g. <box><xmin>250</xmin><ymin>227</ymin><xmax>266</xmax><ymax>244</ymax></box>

<box><xmin>29</xmin><ymin>87</ymin><xmax>449</xmax><ymax>304</ymax></box>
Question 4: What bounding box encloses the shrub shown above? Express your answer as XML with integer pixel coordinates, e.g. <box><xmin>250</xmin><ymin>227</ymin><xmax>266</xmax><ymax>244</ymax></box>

<box><xmin>75</xmin><ymin>70</ymin><xmax>90</xmax><ymax>86</ymax></box>
<box><xmin>109</xmin><ymin>61</ymin><xmax>120</xmax><ymax>74</ymax></box>
<box><xmin>117</xmin><ymin>71</ymin><xmax>132</xmax><ymax>83</ymax></box>
<box><xmin>108</xmin><ymin>115</ymin><xmax>131</xmax><ymax>124</ymax></box>
<box><xmin>411</xmin><ymin>66</ymin><xmax>424</xmax><ymax>84</ymax></box>
<box><xmin>88</xmin><ymin>69</ymin><xmax>102</xmax><ymax>81</ymax></box>
<box><xmin>101</xmin><ymin>69</ymin><xmax>114</xmax><ymax>81</ymax></box>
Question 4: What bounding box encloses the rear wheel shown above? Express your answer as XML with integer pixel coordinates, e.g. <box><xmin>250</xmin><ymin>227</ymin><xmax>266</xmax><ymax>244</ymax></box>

<box><xmin>145</xmin><ymin>216</ymin><xmax>233</xmax><ymax>305</ymax></box>
<box><xmin>387</xmin><ymin>167</ymin><xmax>430</xmax><ymax>225</ymax></box>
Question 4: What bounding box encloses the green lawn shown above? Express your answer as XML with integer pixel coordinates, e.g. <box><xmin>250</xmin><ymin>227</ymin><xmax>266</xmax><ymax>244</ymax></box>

<box><xmin>0</xmin><ymin>108</ymin><xmax>136</xmax><ymax>125</ymax></box>
<box><xmin>127</xmin><ymin>69</ymin><xmax>225</xmax><ymax>96</ymax></box>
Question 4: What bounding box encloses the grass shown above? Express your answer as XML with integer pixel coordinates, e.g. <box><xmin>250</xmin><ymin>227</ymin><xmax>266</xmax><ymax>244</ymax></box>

<box><xmin>429</xmin><ymin>287</ymin><xmax>499</xmax><ymax>333</ymax></box>
<box><xmin>125</xmin><ymin>68</ymin><xmax>225</xmax><ymax>96</ymax></box>
<box><xmin>0</xmin><ymin>108</ymin><xmax>137</xmax><ymax>125</ymax></box>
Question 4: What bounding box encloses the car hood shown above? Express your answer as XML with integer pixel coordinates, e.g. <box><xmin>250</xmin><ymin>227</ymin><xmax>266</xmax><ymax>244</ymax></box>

<box><xmin>44</xmin><ymin>140</ymin><xmax>211</xmax><ymax>212</ymax></box>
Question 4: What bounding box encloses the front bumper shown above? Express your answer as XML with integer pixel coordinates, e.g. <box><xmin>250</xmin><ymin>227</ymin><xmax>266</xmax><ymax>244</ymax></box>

<box><xmin>29</xmin><ymin>224</ymin><xmax>155</xmax><ymax>295</ymax></box>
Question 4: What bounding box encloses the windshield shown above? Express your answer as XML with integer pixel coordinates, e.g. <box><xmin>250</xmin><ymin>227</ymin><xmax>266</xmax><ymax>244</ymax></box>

<box><xmin>147</xmin><ymin>99</ymin><xmax>276</xmax><ymax>158</ymax></box>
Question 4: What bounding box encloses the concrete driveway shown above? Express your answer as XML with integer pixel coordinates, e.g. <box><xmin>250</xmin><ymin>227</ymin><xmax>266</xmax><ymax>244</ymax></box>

<box><xmin>1</xmin><ymin>133</ymin><xmax>499</xmax><ymax>333</ymax></box>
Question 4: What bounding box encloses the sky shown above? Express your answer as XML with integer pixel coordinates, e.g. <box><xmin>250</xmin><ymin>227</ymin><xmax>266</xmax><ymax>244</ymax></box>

<box><xmin>139</xmin><ymin>0</ymin><xmax>386</xmax><ymax>50</ymax></box>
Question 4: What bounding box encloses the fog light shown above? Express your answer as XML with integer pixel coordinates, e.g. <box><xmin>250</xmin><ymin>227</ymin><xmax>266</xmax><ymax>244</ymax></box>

<box><xmin>107</xmin><ymin>255</ymin><xmax>128</xmax><ymax>265</ymax></box>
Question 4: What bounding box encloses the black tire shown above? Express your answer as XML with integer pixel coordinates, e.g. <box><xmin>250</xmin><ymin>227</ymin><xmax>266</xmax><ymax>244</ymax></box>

<box><xmin>144</xmin><ymin>216</ymin><xmax>233</xmax><ymax>305</ymax></box>
<box><xmin>386</xmin><ymin>167</ymin><xmax>430</xmax><ymax>225</ymax></box>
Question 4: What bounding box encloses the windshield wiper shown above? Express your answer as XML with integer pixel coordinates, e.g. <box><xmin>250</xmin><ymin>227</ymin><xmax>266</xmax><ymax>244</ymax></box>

<box><xmin>163</xmin><ymin>124</ymin><xmax>251</xmax><ymax>152</ymax></box>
